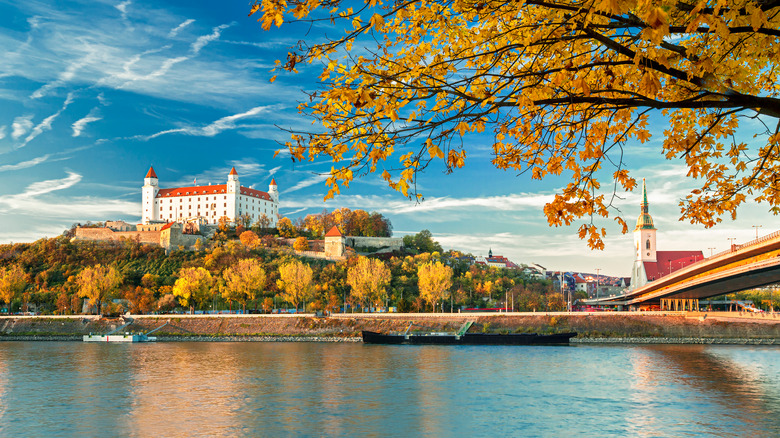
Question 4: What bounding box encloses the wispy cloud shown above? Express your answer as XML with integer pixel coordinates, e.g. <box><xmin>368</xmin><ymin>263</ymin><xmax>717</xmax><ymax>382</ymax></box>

<box><xmin>0</xmin><ymin>154</ymin><xmax>50</xmax><ymax>172</ymax></box>
<box><xmin>191</xmin><ymin>23</ymin><xmax>233</xmax><ymax>54</ymax></box>
<box><xmin>283</xmin><ymin>173</ymin><xmax>329</xmax><ymax>194</ymax></box>
<box><xmin>167</xmin><ymin>158</ymin><xmax>269</xmax><ymax>187</ymax></box>
<box><xmin>135</xmin><ymin>105</ymin><xmax>271</xmax><ymax>140</ymax></box>
<box><xmin>168</xmin><ymin>19</ymin><xmax>195</xmax><ymax>38</ymax></box>
<box><xmin>31</xmin><ymin>54</ymin><xmax>92</xmax><ymax>99</ymax></box>
<box><xmin>19</xmin><ymin>93</ymin><xmax>74</xmax><ymax>148</ymax></box>
<box><xmin>0</xmin><ymin>125</ymin><xmax>5</xmax><ymax>140</ymax></box>
<box><xmin>115</xmin><ymin>1</ymin><xmax>132</xmax><ymax>20</ymax></box>
<box><xmin>13</xmin><ymin>171</ymin><xmax>82</xmax><ymax>199</ymax></box>
<box><xmin>11</xmin><ymin>116</ymin><xmax>34</xmax><ymax>139</ymax></box>
<box><xmin>72</xmin><ymin>108</ymin><xmax>102</xmax><ymax>137</ymax></box>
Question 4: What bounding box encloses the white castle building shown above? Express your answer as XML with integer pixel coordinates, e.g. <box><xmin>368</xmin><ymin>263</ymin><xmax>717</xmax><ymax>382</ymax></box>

<box><xmin>142</xmin><ymin>166</ymin><xmax>279</xmax><ymax>226</ymax></box>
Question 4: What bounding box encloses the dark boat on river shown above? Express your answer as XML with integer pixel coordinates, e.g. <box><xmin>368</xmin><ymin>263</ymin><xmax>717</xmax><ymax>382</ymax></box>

<box><xmin>361</xmin><ymin>322</ymin><xmax>577</xmax><ymax>345</ymax></box>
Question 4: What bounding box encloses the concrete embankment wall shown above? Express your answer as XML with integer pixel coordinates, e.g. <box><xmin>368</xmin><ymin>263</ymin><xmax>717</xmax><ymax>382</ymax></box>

<box><xmin>2</xmin><ymin>312</ymin><xmax>780</xmax><ymax>341</ymax></box>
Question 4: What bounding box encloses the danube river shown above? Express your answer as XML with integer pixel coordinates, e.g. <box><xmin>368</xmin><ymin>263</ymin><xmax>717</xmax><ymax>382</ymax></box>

<box><xmin>1</xmin><ymin>342</ymin><xmax>779</xmax><ymax>437</ymax></box>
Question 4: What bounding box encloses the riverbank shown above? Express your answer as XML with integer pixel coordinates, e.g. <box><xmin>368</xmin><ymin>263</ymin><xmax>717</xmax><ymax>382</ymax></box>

<box><xmin>2</xmin><ymin>311</ymin><xmax>780</xmax><ymax>343</ymax></box>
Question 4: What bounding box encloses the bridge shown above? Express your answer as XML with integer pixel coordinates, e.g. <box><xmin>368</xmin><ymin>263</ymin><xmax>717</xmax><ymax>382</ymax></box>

<box><xmin>584</xmin><ymin>230</ymin><xmax>780</xmax><ymax>310</ymax></box>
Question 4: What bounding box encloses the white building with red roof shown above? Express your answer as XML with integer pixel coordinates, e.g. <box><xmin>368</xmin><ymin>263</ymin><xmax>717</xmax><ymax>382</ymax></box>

<box><xmin>629</xmin><ymin>179</ymin><xmax>704</xmax><ymax>289</ymax></box>
<box><xmin>142</xmin><ymin>166</ymin><xmax>279</xmax><ymax>226</ymax></box>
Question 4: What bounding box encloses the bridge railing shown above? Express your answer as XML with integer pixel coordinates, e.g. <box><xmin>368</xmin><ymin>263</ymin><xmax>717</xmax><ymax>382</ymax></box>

<box><xmin>658</xmin><ymin>229</ymin><xmax>780</xmax><ymax>280</ymax></box>
<box><xmin>708</xmin><ymin>229</ymin><xmax>780</xmax><ymax>260</ymax></box>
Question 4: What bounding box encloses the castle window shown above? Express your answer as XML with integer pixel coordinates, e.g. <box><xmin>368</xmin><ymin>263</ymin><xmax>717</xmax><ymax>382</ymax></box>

<box><xmin>646</xmin><ymin>239</ymin><xmax>650</xmax><ymax>250</ymax></box>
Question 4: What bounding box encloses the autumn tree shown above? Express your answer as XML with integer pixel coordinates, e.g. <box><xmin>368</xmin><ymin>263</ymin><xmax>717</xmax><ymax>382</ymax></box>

<box><xmin>277</xmin><ymin>260</ymin><xmax>315</xmax><ymax>312</ymax></box>
<box><xmin>172</xmin><ymin>267</ymin><xmax>214</xmax><ymax>314</ymax></box>
<box><xmin>277</xmin><ymin>217</ymin><xmax>296</xmax><ymax>238</ymax></box>
<box><xmin>240</xmin><ymin>230</ymin><xmax>261</xmax><ymax>249</ymax></box>
<box><xmin>75</xmin><ymin>264</ymin><xmax>122</xmax><ymax>315</ymax></box>
<box><xmin>254</xmin><ymin>0</ymin><xmax>780</xmax><ymax>248</ymax></box>
<box><xmin>0</xmin><ymin>265</ymin><xmax>27</xmax><ymax>311</ymax></box>
<box><xmin>293</xmin><ymin>236</ymin><xmax>310</xmax><ymax>251</ymax></box>
<box><xmin>346</xmin><ymin>256</ymin><xmax>392</xmax><ymax>310</ymax></box>
<box><xmin>418</xmin><ymin>261</ymin><xmax>453</xmax><ymax>312</ymax></box>
<box><xmin>221</xmin><ymin>259</ymin><xmax>267</xmax><ymax>312</ymax></box>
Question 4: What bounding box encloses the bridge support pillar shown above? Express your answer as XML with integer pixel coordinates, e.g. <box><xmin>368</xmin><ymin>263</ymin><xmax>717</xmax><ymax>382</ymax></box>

<box><xmin>660</xmin><ymin>298</ymin><xmax>699</xmax><ymax>311</ymax></box>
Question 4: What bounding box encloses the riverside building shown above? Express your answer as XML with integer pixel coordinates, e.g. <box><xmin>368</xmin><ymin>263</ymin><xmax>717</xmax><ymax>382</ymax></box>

<box><xmin>142</xmin><ymin>166</ymin><xmax>279</xmax><ymax>226</ymax></box>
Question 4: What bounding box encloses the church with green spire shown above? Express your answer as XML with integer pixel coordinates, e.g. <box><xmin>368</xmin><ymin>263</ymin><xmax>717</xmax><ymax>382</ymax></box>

<box><xmin>628</xmin><ymin>179</ymin><xmax>703</xmax><ymax>290</ymax></box>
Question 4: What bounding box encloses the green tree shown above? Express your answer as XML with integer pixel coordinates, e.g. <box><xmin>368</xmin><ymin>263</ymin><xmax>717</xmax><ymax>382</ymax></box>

<box><xmin>253</xmin><ymin>0</ymin><xmax>780</xmax><ymax>249</ymax></box>
<box><xmin>403</xmin><ymin>230</ymin><xmax>443</xmax><ymax>254</ymax></box>
<box><xmin>277</xmin><ymin>260</ymin><xmax>314</xmax><ymax>312</ymax></box>
<box><xmin>0</xmin><ymin>265</ymin><xmax>27</xmax><ymax>312</ymax></box>
<box><xmin>418</xmin><ymin>261</ymin><xmax>453</xmax><ymax>312</ymax></box>
<box><xmin>172</xmin><ymin>267</ymin><xmax>214</xmax><ymax>314</ymax></box>
<box><xmin>75</xmin><ymin>264</ymin><xmax>122</xmax><ymax>315</ymax></box>
<box><xmin>221</xmin><ymin>259</ymin><xmax>267</xmax><ymax>312</ymax></box>
<box><xmin>347</xmin><ymin>256</ymin><xmax>391</xmax><ymax>310</ymax></box>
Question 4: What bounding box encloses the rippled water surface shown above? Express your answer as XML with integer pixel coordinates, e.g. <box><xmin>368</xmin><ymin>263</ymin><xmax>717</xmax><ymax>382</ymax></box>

<box><xmin>1</xmin><ymin>342</ymin><xmax>779</xmax><ymax>437</ymax></box>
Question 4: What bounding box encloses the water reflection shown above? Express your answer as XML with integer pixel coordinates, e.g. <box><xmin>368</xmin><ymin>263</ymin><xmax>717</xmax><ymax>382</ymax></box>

<box><xmin>0</xmin><ymin>342</ymin><xmax>779</xmax><ymax>437</ymax></box>
<box><xmin>626</xmin><ymin>345</ymin><xmax>780</xmax><ymax>437</ymax></box>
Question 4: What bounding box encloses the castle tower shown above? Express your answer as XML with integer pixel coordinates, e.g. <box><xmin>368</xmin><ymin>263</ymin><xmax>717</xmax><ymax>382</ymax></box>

<box><xmin>227</xmin><ymin>167</ymin><xmax>239</xmax><ymax>193</ymax></box>
<box><xmin>142</xmin><ymin>166</ymin><xmax>159</xmax><ymax>224</ymax></box>
<box><xmin>268</xmin><ymin>178</ymin><xmax>279</xmax><ymax>203</ymax></box>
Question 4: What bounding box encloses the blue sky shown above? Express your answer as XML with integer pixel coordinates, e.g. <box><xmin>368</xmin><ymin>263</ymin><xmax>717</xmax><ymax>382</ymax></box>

<box><xmin>0</xmin><ymin>0</ymin><xmax>776</xmax><ymax>276</ymax></box>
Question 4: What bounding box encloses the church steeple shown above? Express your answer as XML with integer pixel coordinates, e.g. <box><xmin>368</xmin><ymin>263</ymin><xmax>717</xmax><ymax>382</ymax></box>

<box><xmin>635</xmin><ymin>178</ymin><xmax>656</xmax><ymax>231</ymax></box>
<box><xmin>634</xmin><ymin>178</ymin><xmax>657</xmax><ymax>263</ymax></box>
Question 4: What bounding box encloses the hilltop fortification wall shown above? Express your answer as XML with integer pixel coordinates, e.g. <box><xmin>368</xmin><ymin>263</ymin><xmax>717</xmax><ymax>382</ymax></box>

<box><xmin>74</xmin><ymin>228</ymin><xmax>161</xmax><ymax>246</ymax></box>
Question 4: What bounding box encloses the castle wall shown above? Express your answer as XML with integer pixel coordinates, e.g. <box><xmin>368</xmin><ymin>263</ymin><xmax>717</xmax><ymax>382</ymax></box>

<box><xmin>74</xmin><ymin>228</ymin><xmax>161</xmax><ymax>246</ymax></box>
<box><xmin>345</xmin><ymin>237</ymin><xmax>403</xmax><ymax>252</ymax></box>
<box><xmin>161</xmin><ymin>228</ymin><xmax>202</xmax><ymax>250</ymax></box>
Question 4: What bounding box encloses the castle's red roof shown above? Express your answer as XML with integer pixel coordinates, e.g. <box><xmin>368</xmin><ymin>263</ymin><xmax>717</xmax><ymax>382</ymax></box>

<box><xmin>325</xmin><ymin>226</ymin><xmax>343</xmax><ymax>237</ymax></box>
<box><xmin>643</xmin><ymin>250</ymin><xmax>705</xmax><ymax>281</ymax></box>
<box><xmin>156</xmin><ymin>184</ymin><xmax>272</xmax><ymax>201</ymax></box>
<box><xmin>270</xmin><ymin>178</ymin><xmax>277</xmax><ymax>186</ymax></box>
<box><xmin>229</xmin><ymin>167</ymin><xmax>238</xmax><ymax>175</ymax></box>
<box><xmin>145</xmin><ymin>166</ymin><xmax>157</xmax><ymax>178</ymax></box>
<box><xmin>160</xmin><ymin>222</ymin><xmax>175</xmax><ymax>231</ymax></box>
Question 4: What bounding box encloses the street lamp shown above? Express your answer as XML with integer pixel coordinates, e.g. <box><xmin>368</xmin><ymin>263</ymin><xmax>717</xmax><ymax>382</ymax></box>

<box><xmin>727</xmin><ymin>237</ymin><xmax>737</xmax><ymax>251</ymax></box>
<box><xmin>708</xmin><ymin>247</ymin><xmax>716</xmax><ymax>257</ymax></box>
<box><xmin>595</xmin><ymin>268</ymin><xmax>601</xmax><ymax>299</ymax></box>
<box><xmin>753</xmin><ymin>225</ymin><xmax>763</xmax><ymax>240</ymax></box>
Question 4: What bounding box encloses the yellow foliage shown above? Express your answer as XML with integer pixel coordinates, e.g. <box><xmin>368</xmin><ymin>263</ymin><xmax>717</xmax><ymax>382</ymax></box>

<box><xmin>346</xmin><ymin>256</ymin><xmax>391</xmax><ymax>308</ymax></box>
<box><xmin>254</xmin><ymin>0</ymin><xmax>780</xmax><ymax>249</ymax></box>
<box><xmin>417</xmin><ymin>261</ymin><xmax>453</xmax><ymax>311</ymax></box>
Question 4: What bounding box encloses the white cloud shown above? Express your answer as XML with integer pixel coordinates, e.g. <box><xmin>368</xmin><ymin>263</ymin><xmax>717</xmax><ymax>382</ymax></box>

<box><xmin>0</xmin><ymin>154</ymin><xmax>50</xmax><ymax>172</ymax></box>
<box><xmin>31</xmin><ymin>54</ymin><xmax>92</xmax><ymax>99</ymax></box>
<box><xmin>283</xmin><ymin>173</ymin><xmax>329</xmax><ymax>194</ymax></box>
<box><xmin>115</xmin><ymin>1</ymin><xmax>132</xmax><ymax>20</ymax></box>
<box><xmin>281</xmin><ymin>191</ymin><xmax>553</xmax><ymax>213</ymax></box>
<box><xmin>168</xmin><ymin>19</ymin><xmax>195</xmax><ymax>38</ymax></box>
<box><xmin>191</xmin><ymin>23</ymin><xmax>233</xmax><ymax>54</ymax></box>
<box><xmin>72</xmin><ymin>109</ymin><xmax>102</xmax><ymax>137</ymax></box>
<box><xmin>12</xmin><ymin>171</ymin><xmax>82</xmax><ymax>199</ymax></box>
<box><xmin>0</xmin><ymin>125</ymin><xmax>5</xmax><ymax>140</ymax></box>
<box><xmin>19</xmin><ymin>93</ymin><xmax>74</xmax><ymax>148</ymax></box>
<box><xmin>11</xmin><ymin>116</ymin><xmax>34</xmax><ymax>139</ymax></box>
<box><xmin>136</xmin><ymin>106</ymin><xmax>270</xmax><ymax>140</ymax></box>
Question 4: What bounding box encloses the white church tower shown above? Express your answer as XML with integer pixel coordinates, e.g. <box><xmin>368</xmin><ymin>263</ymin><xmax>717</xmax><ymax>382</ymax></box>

<box><xmin>142</xmin><ymin>166</ymin><xmax>159</xmax><ymax>224</ymax></box>
<box><xmin>629</xmin><ymin>178</ymin><xmax>657</xmax><ymax>289</ymax></box>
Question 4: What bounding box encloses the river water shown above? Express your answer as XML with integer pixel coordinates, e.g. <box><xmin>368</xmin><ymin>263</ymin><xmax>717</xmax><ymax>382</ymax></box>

<box><xmin>1</xmin><ymin>342</ymin><xmax>779</xmax><ymax>437</ymax></box>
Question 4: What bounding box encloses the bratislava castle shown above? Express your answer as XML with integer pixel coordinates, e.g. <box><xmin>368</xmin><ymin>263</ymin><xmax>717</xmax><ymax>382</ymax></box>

<box><xmin>142</xmin><ymin>166</ymin><xmax>279</xmax><ymax>226</ymax></box>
